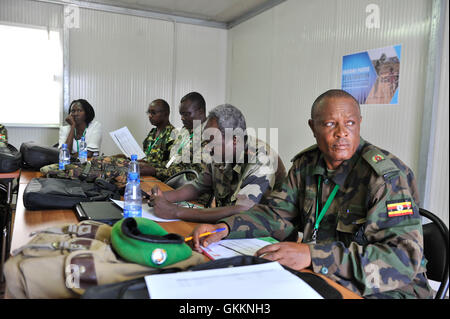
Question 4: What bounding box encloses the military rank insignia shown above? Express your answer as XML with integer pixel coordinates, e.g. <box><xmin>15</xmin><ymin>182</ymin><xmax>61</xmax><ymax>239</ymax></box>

<box><xmin>372</xmin><ymin>154</ymin><xmax>385</xmax><ymax>163</ymax></box>
<box><xmin>386</xmin><ymin>200</ymin><xmax>413</xmax><ymax>217</ymax></box>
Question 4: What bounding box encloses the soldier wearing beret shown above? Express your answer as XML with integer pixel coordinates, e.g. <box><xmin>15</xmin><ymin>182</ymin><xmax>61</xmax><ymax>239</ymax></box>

<box><xmin>191</xmin><ymin>89</ymin><xmax>433</xmax><ymax>299</ymax></box>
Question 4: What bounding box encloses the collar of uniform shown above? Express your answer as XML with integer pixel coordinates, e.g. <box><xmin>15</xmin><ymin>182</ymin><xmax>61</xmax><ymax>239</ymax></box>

<box><xmin>151</xmin><ymin>123</ymin><xmax>173</xmax><ymax>138</ymax></box>
<box><xmin>312</xmin><ymin>137</ymin><xmax>366</xmax><ymax>187</ymax></box>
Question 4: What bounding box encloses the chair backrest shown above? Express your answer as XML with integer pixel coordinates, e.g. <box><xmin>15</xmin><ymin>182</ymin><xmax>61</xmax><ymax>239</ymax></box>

<box><xmin>419</xmin><ymin>208</ymin><xmax>449</xmax><ymax>299</ymax></box>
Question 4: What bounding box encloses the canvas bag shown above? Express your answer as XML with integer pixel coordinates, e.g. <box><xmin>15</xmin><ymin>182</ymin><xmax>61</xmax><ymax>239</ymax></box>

<box><xmin>19</xmin><ymin>142</ymin><xmax>59</xmax><ymax>170</ymax></box>
<box><xmin>3</xmin><ymin>220</ymin><xmax>206</xmax><ymax>299</ymax></box>
<box><xmin>0</xmin><ymin>142</ymin><xmax>21</xmax><ymax>173</ymax></box>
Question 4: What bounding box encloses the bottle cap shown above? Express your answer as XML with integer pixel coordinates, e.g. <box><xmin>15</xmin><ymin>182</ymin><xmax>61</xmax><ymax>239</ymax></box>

<box><xmin>81</xmin><ymin>136</ymin><xmax>85</xmax><ymax>141</ymax></box>
<box><xmin>62</xmin><ymin>143</ymin><xmax>67</xmax><ymax>149</ymax></box>
<box><xmin>128</xmin><ymin>172</ymin><xmax>138</xmax><ymax>181</ymax></box>
<box><xmin>131</xmin><ymin>154</ymin><xmax>138</xmax><ymax>161</ymax></box>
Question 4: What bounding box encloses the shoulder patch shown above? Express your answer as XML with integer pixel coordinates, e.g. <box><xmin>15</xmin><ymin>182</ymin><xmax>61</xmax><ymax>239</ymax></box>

<box><xmin>362</xmin><ymin>146</ymin><xmax>399</xmax><ymax>177</ymax></box>
<box><xmin>291</xmin><ymin>144</ymin><xmax>318</xmax><ymax>162</ymax></box>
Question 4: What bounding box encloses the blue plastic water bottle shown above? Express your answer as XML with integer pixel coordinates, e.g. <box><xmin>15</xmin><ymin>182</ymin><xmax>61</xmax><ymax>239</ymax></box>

<box><xmin>78</xmin><ymin>136</ymin><xmax>88</xmax><ymax>163</ymax></box>
<box><xmin>59</xmin><ymin>143</ymin><xmax>70</xmax><ymax>170</ymax></box>
<box><xmin>123</xmin><ymin>172</ymin><xmax>142</xmax><ymax>218</ymax></box>
<box><xmin>127</xmin><ymin>154</ymin><xmax>140</xmax><ymax>182</ymax></box>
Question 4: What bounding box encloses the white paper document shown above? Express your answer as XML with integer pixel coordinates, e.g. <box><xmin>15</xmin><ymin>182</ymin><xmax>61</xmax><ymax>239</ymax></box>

<box><xmin>111</xmin><ymin>199</ymin><xmax>180</xmax><ymax>222</ymax></box>
<box><xmin>145</xmin><ymin>261</ymin><xmax>323</xmax><ymax>299</ymax></box>
<box><xmin>109</xmin><ymin>126</ymin><xmax>146</xmax><ymax>160</ymax></box>
<box><xmin>201</xmin><ymin>237</ymin><xmax>279</xmax><ymax>260</ymax></box>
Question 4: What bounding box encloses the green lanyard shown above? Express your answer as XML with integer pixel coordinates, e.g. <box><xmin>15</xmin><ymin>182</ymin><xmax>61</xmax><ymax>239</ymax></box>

<box><xmin>74</xmin><ymin>128</ymin><xmax>86</xmax><ymax>153</ymax></box>
<box><xmin>312</xmin><ymin>175</ymin><xmax>340</xmax><ymax>240</ymax></box>
<box><xmin>146</xmin><ymin>134</ymin><xmax>162</xmax><ymax>155</ymax></box>
<box><xmin>176</xmin><ymin>133</ymin><xmax>193</xmax><ymax>154</ymax></box>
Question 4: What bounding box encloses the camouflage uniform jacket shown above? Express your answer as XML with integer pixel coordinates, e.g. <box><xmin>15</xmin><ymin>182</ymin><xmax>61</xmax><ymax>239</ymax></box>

<box><xmin>191</xmin><ymin>136</ymin><xmax>286</xmax><ymax>209</ymax></box>
<box><xmin>142</xmin><ymin>123</ymin><xmax>175</xmax><ymax>168</ymax></box>
<box><xmin>153</xmin><ymin>123</ymin><xmax>206</xmax><ymax>182</ymax></box>
<box><xmin>0</xmin><ymin>124</ymin><xmax>7</xmax><ymax>142</ymax></box>
<box><xmin>219</xmin><ymin>138</ymin><xmax>433</xmax><ymax>299</ymax></box>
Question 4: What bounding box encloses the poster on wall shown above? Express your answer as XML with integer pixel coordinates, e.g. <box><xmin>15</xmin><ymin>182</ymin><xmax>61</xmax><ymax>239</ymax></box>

<box><xmin>342</xmin><ymin>44</ymin><xmax>401</xmax><ymax>105</ymax></box>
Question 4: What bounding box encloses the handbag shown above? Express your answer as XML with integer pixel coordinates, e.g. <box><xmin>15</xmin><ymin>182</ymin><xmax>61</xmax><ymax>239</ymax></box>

<box><xmin>22</xmin><ymin>177</ymin><xmax>120</xmax><ymax>210</ymax></box>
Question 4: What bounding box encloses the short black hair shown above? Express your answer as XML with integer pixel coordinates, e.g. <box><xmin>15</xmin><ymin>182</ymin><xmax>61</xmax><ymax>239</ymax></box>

<box><xmin>151</xmin><ymin>99</ymin><xmax>170</xmax><ymax>114</ymax></box>
<box><xmin>180</xmin><ymin>92</ymin><xmax>206</xmax><ymax>113</ymax></box>
<box><xmin>69</xmin><ymin>99</ymin><xmax>95</xmax><ymax>126</ymax></box>
<box><xmin>311</xmin><ymin>89</ymin><xmax>360</xmax><ymax>119</ymax></box>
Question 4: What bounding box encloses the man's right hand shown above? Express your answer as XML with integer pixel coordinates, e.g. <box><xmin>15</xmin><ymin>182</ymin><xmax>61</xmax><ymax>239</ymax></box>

<box><xmin>191</xmin><ymin>223</ymin><xmax>229</xmax><ymax>253</ymax></box>
<box><xmin>65</xmin><ymin>114</ymin><xmax>75</xmax><ymax>127</ymax></box>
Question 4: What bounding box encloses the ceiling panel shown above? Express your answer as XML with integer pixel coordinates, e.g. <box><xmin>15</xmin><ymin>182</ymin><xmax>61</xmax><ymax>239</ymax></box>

<box><xmin>77</xmin><ymin>0</ymin><xmax>278</xmax><ymax>23</ymax></box>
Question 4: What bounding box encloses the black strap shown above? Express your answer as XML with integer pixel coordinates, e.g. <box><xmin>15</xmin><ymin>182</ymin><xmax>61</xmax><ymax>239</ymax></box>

<box><xmin>121</xmin><ymin>218</ymin><xmax>184</xmax><ymax>244</ymax></box>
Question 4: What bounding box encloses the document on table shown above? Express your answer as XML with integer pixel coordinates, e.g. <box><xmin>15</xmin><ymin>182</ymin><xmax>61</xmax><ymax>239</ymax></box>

<box><xmin>109</xmin><ymin>126</ymin><xmax>146</xmax><ymax>160</ymax></box>
<box><xmin>201</xmin><ymin>237</ymin><xmax>279</xmax><ymax>260</ymax></box>
<box><xmin>111</xmin><ymin>199</ymin><xmax>180</xmax><ymax>222</ymax></box>
<box><xmin>145</xmin><ymin>261</ymin><xmax>323</xmax><ymax>299</ymax></box>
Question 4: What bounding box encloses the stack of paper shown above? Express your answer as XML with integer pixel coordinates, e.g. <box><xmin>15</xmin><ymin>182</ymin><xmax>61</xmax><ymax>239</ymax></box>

<box><xmin>145</xmin><ymin>261</ymin><xmax>323</xmax><ymax>299</ymax></box>
<box><xmin>109</xmin><ymin>126</ymin><xmax>146</xmax><ymax>159</ymax></box>
<box><xmin>201</xmin><ymin>237</ymin><xmax>278</xmax><ymax>260</ymax></box>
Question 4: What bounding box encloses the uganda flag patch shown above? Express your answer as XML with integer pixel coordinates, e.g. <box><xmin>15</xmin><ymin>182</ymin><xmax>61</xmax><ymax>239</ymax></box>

<box><xmin>387</xmin><ymin>200</ymin><xmax>413</xmax><ymax>217</ymax></box>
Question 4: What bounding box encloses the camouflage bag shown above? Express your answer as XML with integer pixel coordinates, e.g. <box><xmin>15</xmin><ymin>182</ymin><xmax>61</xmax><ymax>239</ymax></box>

<box><xmin>40</xmin><ymin>156</ymin><xmax>130</xmax><ymax>189</ymax></box>
<box><xmin>3</xmin><ymin>220</ymin><xmax>206</xmax><ymax>299</ymax></box>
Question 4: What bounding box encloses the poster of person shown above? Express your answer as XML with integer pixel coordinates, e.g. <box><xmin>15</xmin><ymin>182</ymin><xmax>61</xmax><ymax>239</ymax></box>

<box><xmin>342</xmin><ymin>45</ymin><xmax>401</xmax><ymax>104</ymax></box>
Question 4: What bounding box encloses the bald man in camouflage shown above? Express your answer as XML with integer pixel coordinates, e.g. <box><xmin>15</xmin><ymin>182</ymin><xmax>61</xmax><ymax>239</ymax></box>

<box><xmin>191</xmin><ymin>89</ymin><xmax>433</xmax><ymax>299</ymax></box>
<box><xmin>150</xmin><ymin>104</ymin><xmax>286</xmax><ymax>223</ymax></box>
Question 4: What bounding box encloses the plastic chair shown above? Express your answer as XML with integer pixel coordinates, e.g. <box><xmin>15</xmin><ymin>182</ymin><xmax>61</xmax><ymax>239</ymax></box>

<box><xmin>420</xmin><ymin>208</ymin><xmax>449</xmax><ymax>299</ymax></box>
<box><xmin>164</xmin><ymin>170</ymin><xmax>214</xmax><ymax>208</ymax></box>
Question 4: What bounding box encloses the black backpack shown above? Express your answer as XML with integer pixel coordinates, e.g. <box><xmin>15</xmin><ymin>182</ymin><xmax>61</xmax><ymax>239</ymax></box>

<box><xmin>20</xmin><ymin>142</ymin><xmax>59</xmax><ymax>170</ymax></box>
<box><xmin>0</xmin><ymin>142</ymin><xmax>21</xmax><ymax>173</ymax></box>
<box><xmin>23</xmin><ymin>177</ymin><xmax>120</xmax><ymax>210</ymax></box>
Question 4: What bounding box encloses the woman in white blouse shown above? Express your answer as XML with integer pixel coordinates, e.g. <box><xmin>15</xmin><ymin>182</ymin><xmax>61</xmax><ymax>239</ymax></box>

<box><xmin>59</xmin><ymin>99</ymin><xmax>102</xmax><ymax>157</ymax></box>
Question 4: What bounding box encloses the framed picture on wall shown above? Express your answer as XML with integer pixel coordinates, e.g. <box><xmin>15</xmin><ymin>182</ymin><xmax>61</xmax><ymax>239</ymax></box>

<box><xmin>342</xmin><ymin>44</ymin><xmax>401</xmax><ymax>105</ymax></box>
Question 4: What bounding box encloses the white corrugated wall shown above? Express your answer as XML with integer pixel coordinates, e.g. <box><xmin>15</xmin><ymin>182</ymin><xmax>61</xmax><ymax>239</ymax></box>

<box><xmin>227</xmin><ymin>0</ymin><xmax>431</xmax><ymax>172</ymax></box>
<box><xmin>427</xmin><ymin>3</ymin><xmax>449</xmax><ymax>226</ymax></box>
<box><xmin>226</xmin><ymin>0</ymin><xmax>450</xmax><ymax>226</ymax></box>
<box><xmin>1</xmin><ymin>0</ymin><xmax>227</xmax><ymax>155</ymax></box>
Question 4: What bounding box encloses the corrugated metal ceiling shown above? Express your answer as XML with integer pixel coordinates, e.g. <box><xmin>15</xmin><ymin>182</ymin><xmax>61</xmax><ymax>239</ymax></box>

<box><xmin>70</xmin><ymin>0</ymin><xmax>281</xmax><ymax>24</ymax></box>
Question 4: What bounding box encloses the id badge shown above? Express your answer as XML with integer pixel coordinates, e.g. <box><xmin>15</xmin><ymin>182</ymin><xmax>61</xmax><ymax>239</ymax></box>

<box><xmin>165</xmin><ymin>156</ymin><xmax>176</xmax><ymax>168</ymax></box>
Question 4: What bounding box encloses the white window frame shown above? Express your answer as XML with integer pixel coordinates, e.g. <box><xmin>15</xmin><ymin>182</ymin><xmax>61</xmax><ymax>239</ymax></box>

<box><xmin>0</xmin><ymin>21</ymin><xmax>63</xmax><ymax>128</ymax></box>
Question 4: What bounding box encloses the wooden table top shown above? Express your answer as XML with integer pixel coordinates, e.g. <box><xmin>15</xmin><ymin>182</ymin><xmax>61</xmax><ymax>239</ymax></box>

<box><xmin>9</xmin><ymin>170</ymin><xmax>362</xmax><ymax>299</ymax></box>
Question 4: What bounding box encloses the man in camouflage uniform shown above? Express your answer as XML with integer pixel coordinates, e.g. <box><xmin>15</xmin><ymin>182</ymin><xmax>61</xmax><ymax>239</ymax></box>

<box><xmin>151</xmin><ymin>92</ymin><xmax>207</xmax><ymax>182</ymax></box>
<box><xmin>0</xmin><ymin>124</ymin><xmax>8</xmax><ymax>143</ymax></box>
<box><xmin>150</xmin><ymin>104</ymin><xmax>286</xmax><ymax>223</ymax></box>
<box><xmin>139</xmin><ymin>99</ymin><xmax>175</xmax><ymax>176</ymax></box>
<box><xmin>191</xmin><ymin>90</ymin><xmax>433</xmax><ymax>299</ymax></box>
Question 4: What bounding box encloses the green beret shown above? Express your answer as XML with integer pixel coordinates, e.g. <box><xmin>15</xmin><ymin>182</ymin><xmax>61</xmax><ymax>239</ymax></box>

<box><xmin>111</xmin><ymin>217</ymin><xmax>192</xmax><ymax>268</ymax></box>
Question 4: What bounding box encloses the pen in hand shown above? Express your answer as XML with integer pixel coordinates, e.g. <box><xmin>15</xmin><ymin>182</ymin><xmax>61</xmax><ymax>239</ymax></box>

<box><xmin>184</xmin><ymin>227</ymin><xmax>226</xmax><ymax>242</ymax></box>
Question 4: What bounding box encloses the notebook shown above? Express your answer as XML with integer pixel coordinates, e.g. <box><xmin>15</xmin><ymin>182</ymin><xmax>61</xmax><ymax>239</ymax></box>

<box><xmin>74</xmin><ymin>201</ymin><xmax>124</xmax><ymax>225</ymax></box>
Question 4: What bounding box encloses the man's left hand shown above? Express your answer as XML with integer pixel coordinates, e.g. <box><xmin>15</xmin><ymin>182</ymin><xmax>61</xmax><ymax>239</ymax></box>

<box><xmin>255</xmin><ymin>242</ymin><xmax>312</xmax><ymax>271</ymax></box>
